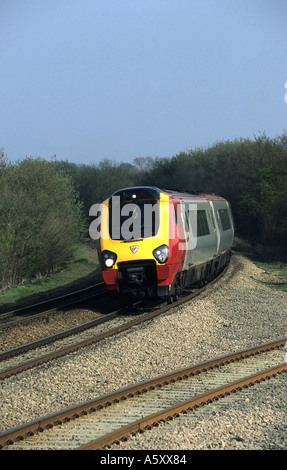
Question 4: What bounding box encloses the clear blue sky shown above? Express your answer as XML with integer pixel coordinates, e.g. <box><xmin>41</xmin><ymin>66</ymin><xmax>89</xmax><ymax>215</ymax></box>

<box><xmin>1</xmin><ymin>0</ymin><xmax>286</xmax><ymax>165</ymax></box>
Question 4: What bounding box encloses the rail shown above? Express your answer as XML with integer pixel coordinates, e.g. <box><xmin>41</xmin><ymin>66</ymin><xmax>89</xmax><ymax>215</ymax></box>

<box><xmin>0</xmin><ymin>337</ymin><xmax>286</xmax><ymax>450</ymax></box>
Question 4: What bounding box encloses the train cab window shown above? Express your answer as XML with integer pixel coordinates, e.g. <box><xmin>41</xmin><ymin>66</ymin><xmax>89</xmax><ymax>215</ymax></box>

<box><xmin>197</xmin><ymin>210</ymin><xmax>210</xmax><ymax>237</ymax></box>
<box><xmin>108</xmin><ymin>187</ymin><xmax>160</xmax><ymax>240</ymax></box>
<box><xmin>218</xmin><ymin>209</ymin><xmax>231</xmax><ymax>231</ymax></box>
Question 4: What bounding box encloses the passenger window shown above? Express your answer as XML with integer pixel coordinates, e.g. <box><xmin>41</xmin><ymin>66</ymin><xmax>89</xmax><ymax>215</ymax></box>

<box><xmin>197</xmin><ymin>210</ymin><xmax>210</xmax><ymax>237</ymax></box>
<box><xmin>218</xmin><ymin>209</ymin><xmax>231</xmax><ymax>231</ymax></box>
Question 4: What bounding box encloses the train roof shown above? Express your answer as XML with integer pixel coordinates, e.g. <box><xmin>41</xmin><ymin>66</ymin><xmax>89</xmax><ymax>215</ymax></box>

<box><xmin>109</xmin><ymin>186</ymin><xmax>227</xmax><ymax>203</ymax></box>
<box><xmin>161</xmin><ymin>188</ymin><xmax>227</xmax><ymax>202</ymax></box>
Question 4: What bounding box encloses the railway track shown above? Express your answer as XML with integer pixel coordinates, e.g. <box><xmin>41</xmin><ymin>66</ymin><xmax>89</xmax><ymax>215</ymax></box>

<box><xmin>0</xmin><ymin>337</ymin><xmax>286</xmax><ymax>450</ymax></box>
<box><xmin>0</xmin><ymin>267</ymin><xmax>229</xmax><ymax>380</ymax></box>
<box><xmin>0</xmin><ymin>282</ymin><xmax>107</xmax><ymax>328</ymax></box>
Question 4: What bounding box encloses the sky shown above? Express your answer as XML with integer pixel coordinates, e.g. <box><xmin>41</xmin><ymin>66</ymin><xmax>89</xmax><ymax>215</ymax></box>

<box><xmin>1</xmin><ymin>0</ymin><xmax>287</xmax><ymax>166</ymax></box>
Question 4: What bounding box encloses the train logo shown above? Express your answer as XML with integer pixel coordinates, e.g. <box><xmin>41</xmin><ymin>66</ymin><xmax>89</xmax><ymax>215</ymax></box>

<box><xmin>130</xmin><ymin>245</ymin><xmax>139</xmax><ymax>254</ymax></box>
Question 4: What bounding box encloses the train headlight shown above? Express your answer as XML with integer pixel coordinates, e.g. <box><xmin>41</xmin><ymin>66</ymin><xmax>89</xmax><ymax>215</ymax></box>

<box><xmin>102</xmin><ymin>250</ymin><xmax>117</xmax><ymax>268</ymax></box>
<box><xmin>153</xmin><ymin>244</ymin><xmax>169</xmax><ymax>264</ymax></box>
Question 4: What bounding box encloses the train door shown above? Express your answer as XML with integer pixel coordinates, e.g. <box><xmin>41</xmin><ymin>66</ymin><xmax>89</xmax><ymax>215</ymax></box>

<box><xmin>190</xmin><ymin>202</ymin><xmax>218</xmax><ymax>265</ymax></box>
<box><xmin>213</xmin><ymin>201</ymin><xmax>234</xmax><ymax>252</ymax></box>
<box><xmin>201</xmin><ymin>203</ymin><xmax>218</xmax><ymax>257</ymax></box>
<box><xmin>208</xmin><ymin>201</ymin><xmax>220</xmax><ymax>254</ymax></box>
<box><xmin>180</xmin><ymin>201</ymin><xmax>196</xmax><ymax>270</ymax></box>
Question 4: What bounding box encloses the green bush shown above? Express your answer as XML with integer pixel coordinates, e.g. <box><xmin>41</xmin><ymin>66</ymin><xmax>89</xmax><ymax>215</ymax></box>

<box><xmin>0</xmin><ymin>157</ymin><xmax>85</xmax><ymax>289</ymax></box>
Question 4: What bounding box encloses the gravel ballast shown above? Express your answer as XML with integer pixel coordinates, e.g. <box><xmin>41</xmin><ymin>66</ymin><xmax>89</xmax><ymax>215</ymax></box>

<box><xmin>0</xmin><ymin>253</ymin><xmax>286</xmax><ymax>450</ymax></box>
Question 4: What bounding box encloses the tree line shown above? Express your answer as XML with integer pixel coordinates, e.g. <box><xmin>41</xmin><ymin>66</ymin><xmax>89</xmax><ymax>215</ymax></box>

<box><xmin>1</xmin><ymin>131</ymin><xmax>286</xmax><ymax>288</ymax></box>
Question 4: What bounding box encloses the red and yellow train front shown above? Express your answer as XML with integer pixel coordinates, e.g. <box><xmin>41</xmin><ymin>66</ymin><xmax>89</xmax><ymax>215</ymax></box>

<box><xmin>97</xmin><ymin>187</ymin><xmax>184</xmax><ymax>298</ymax></box>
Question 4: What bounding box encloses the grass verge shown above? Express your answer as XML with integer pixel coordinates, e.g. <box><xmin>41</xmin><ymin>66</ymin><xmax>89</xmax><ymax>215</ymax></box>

<box><xmin>255</xmin><ymin>261</ymin><xmax>287</xmax><ymax>291</ymax></box>
<box><xmin>0</xmin><ymin>245</ymin><xmax>101</xmax><ymax>312</ymax></box>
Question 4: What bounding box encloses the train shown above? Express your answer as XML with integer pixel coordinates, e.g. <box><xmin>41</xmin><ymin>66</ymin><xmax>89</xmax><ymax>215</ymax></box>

<box><xmin>95</xmin><ymin>186</ymin><xmax>234</xmax><ymax>302</ymax></box>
